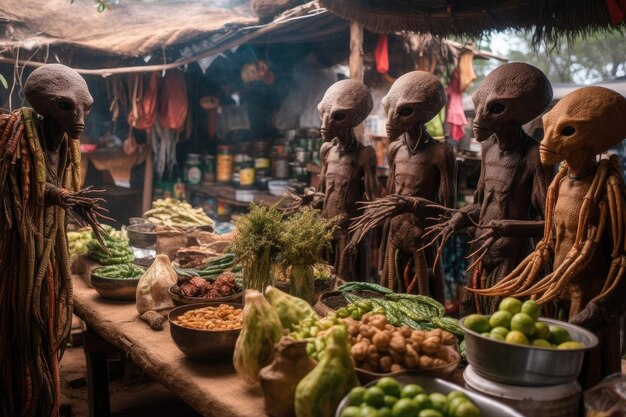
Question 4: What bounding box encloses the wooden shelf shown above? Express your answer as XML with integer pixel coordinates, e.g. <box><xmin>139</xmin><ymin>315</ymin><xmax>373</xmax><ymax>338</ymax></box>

<box><xmin>188</xmin><ymin>184</ymin><xmax>287</xmax><ymax>207</ymax></box>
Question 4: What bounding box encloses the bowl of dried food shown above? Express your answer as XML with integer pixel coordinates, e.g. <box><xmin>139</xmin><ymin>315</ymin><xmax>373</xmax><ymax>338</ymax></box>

<box><xmin>168</xmin><ymin>302</ymin><xmax>243</xmax><ymax>362</ymax></box>
<box><xmin>91</xmin><ymin>264</ymin><xmax>146</xmax><ymax>301</ymax></box>
<box><xmin>168</xmin><ymin>272</ymin><xmax>243</xmax><ymax>305</ymax></box>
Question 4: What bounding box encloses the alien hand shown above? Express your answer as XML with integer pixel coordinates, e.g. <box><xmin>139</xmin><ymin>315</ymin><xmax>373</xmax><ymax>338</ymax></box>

<box><xmin>569</xmin><ymin>301</ymin><xmax>606</xmax><ymax>331</ymax></box>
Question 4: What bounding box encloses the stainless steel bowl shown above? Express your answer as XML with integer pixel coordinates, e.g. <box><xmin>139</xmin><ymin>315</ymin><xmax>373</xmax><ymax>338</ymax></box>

<box><xmin>168</xmin><ymin>302</ymin><xmax>242</xmax><ymax>363</ymax></box>
<box><xmin>126</xmin><ymin>223</ymin><xmax>157</xmax><ymax>249</ymax></box>
<box><xmin>459</xmin><ymin>317</ymin><xmax>598</xmax><ymax>386</ymax></box>
<box><xmin>335</xmin><ymin>374</ymin><xmax>524</xmax><ymax>417</ymax></box>
<box><xmin>91</xmin><ymin>269</ymin><xmax>142</xmax><ymax>301</ymax></box>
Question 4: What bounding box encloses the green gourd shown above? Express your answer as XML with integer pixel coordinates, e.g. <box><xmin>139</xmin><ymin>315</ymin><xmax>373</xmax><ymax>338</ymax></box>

<box><xmin>233</xmin><ymin>289</ymin><xmax>283</xmax><ymax>384</ymax></box>
<box><xmin>266</xmin><ymin>286</ymin><xmax>318</xmax><ymax>330</ymax></box>
<box><xmin>294</xmin><ymin>326</ymin><xmax>359</xmax><ymax>417</ymax></box>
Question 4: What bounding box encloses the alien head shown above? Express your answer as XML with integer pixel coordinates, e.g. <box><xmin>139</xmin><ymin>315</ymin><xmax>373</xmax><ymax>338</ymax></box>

<box><xmin>317</xmin><ymin>80</ymin><xmax>373</xmax><ymax>142</ymax></box>
<box><xmin>540</xmin><ymin>86</ymin><xmax>626</xmax><ymax>166</ymax></box>
<box><xmin>382</xmin><ymin>71</ymin><xmax>446</xmax><ymax>141</ymax></box>
<box><xmin>472</xmin><ymin>63</ymin><xmax>552</xmax><ymax>142</ymax></box>
<box><xmin>24</xmin><ymin>64</ymin><xmax>93</xmax><ymax>139</ymax></box>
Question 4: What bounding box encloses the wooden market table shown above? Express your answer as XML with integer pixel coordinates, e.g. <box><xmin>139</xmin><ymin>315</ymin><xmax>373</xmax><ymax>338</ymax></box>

<box><xmin>71</xmin><ymin>274</ymin><xmax>264</xmax><ymax>417</ymax></box>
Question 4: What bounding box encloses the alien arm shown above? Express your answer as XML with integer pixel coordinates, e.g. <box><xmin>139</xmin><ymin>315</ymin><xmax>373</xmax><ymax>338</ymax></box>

<box><xmin>317</xmin><ymin>142</ymin><xmax>332</xmax><ymax>196</ymax></box>
<box><xmin>363</xmin><ymin>146</ymin><xmax>379</xmax><ymax>201</ymax></box>
<box><xmin>439</xmin><ymin>142</ymin><xmax>457</xmax><ymax>209</ymax></box>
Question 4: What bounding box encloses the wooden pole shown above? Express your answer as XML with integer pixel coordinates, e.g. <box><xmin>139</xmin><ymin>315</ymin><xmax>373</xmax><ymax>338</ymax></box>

<box><xmin>142</xmin><ymin>146</ymin><xmax>154</xmax><ymax>213</ymax></box>
<box><xmin>349</xmin><ymin>21</ymin><xmax>365</xmax><ymax>140</ymax></box>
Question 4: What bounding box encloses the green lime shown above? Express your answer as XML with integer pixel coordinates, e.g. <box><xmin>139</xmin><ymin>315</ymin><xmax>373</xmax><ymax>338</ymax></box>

<box><xmin>510</xmin><ymin>313</ymin><xmax>536</xmax><ymax>337</ymax></box>
<box><xmin>360</xmin><ymin>405</ymin><xmax>379</xmax><ymax>417</ymax></box>
<box><xmin>428</xmin><ymin>393</ymin><xmax>447</xmax><ymax>413</ymax></box>
<box><xmin>384</xmin><ymin>395</ymin><xmax>398</xmax><ymax>408</ymax></box>
<box><xmin>557</xmin><ymin>341</ymin><xmax>584</xmax><ymax>349</ymax></box>
<box><xmin>401</xmin><ymin>384</ymin><xmax>425</xmax><ymax>399</ymax></box>
<box><xmin>340</xmin><ymin>406</ymin><xmax>361</xmax><ymax>417</ymax></box>
<box><xmin>481</xmin><ymin>332</ymin><xmax>491</xmax><ymax>337</ymax></box>
<box><xmin>377</xmin><ymin>377</ymin><xmax>402</xmax><ymax>397</ymax></box>
<box><xmin>348</xmin><ymin>387</ymin><xmax>367</xmax><ymax>406</ymax></box>
<box><xmin>447</xmin><ymin>397</ymin><xmax>470</xmax><ymax>415</ymax></box>
<box><xmin>521</xmin><ymin>299</ymin><xmax>541</xmax><ymax>321</ymax></box>
<box><xmin>392</xmin><ymin>398</ymin><xmax>419</xmax><ymax>417</ymax></box>
<box><xmin>446</xmin><ymin>391</ymin><xmax>468</xmax><ymax>402</ymax></box>
<box><xmin>365</xmin><ymin>387</ymin><xmax>386</xmax><ymax>408</ymax></box>
<box><xmin>418</xmin><ymin>410</ymin><xmax>444</xmax><ymax>417</ymax></box>
<box><xmin>378</xmin><ymin>407</ymin><xmax>392</xmax><ymax>417</ymax></box>
<box><xmin>531</xmin><ymin>339</ymin><xmax>552</xmax><ymax>348</ymax></box>
<box><xmin>534</xmin><ymin>322</ymin><xmax>550</xmax><ymax>340</ymax></box>
<box><xmin>499</xmin><ymin>297</ymin><xmax>522</xmax><ymax>315</ymax></box>
<box><xmin>489</xmin><ymin>310</ymin><xmax>512</xmax><ymax>329</ymax></box>
<box><xmin>490</xmin><ymin>326</ymin><xmax>510</xmax><ymax>338</ymax></box>
<box><xmin>505</xmin><ymin>330</ymin><xmax>529</xmax><ymax>345</ymax></box>
<box><xmin>464</xmin><ymin>314</ymin><xmax>491</xmax><ymax>333</ymax></box>
<box><xmin>453</xmin><ymin>401</ymin><xmax>481</xmax><ymax>417</ymax></box>
<box><xmin>548</xmin><ymin>325</ymin><xmax>572</xmax><ymax>345</ymax></box>
<box><xmin>490</xmin><ymin>333</ymin><xmax>505</xmax><ymax>341</ymax></box>
<box><xmin>413</xmin><ymin>394</ymin><xmax>432</xmax><ymax>411</ymax></box>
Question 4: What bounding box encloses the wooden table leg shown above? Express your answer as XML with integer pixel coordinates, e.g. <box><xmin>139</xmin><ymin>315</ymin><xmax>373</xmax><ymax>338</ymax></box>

<box><xmin>83</xmin><ymin>328</ymin><xmax>116</xmax><ymax>417</ymax></box>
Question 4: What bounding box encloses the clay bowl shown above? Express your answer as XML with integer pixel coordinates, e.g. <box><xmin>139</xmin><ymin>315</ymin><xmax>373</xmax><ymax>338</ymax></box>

<box><xmin>168</xmin><ymin>285</ymin><xmax>243</xmax><ymax>306</ymax></box>
<box><xmin>90</xmin><ymin>267</ymin><xmax>143</xmax><ymax>301</ymax></box>
<box><xmin>313</xmin><ymin>289</ymin><xmax>386</xmax><ymax>316</ymax></box>
<box><xmin>168</xmin><ymin>302</ymin><xmax>242</xmax><ymax>362</ymax></box>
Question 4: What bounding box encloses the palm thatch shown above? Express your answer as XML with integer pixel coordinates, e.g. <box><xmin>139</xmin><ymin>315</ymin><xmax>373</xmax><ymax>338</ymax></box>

<box><xmin>320</xmin><ymin>0</ymin><xmax>624</xmax><ymax>47</ymax></box>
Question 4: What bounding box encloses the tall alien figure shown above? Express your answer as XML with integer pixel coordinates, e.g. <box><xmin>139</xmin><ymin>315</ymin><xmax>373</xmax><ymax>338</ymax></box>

<box><xmin>316</xmin><ymin>80</ymin><xmax>379</xmax><ymax>282</ymax></box>
<box><xmin>475</xmin><ymin>86</ymin><xmax>626</xmax><ymax>385</ymax></box>
<box><xmin>350</xmin><ymin>63</ymin><xmax>553</xmax><ymax>313</ymax></box>
<box><xmin>0</xmin><ymin>64</ymin><xmax>108</xmax><ymax>417</ymax></box>
<box><xmin>349</xmin><ymin>71</ymin><xmax>455</xmax><ymax>301</ymax></box>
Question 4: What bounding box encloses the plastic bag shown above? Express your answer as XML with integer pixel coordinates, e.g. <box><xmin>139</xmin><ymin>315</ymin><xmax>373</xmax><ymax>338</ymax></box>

<box><xmin>136</xmin><ymin>254</ymin><xmax>177</xmax><ymax>314</ymax></box>
<box><xmin>585</xmin><ymin>374</ymin><xmax>626</xmax><ymax>417</ymax></box>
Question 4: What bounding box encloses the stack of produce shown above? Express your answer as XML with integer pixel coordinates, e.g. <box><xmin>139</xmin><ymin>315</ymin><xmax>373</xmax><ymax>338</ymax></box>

<box><xmin>173</xmin><ymin>304</ymin><xmax>243</xmax><ymax>330</ymax></box>
<box><xmin>88</xmin><ymin>226</ymin><xmax>134</xmax><ymax>265</ymax></box>
<box><xmin>307</xmin><ymin>314</ymin><xmax>459</xmax><ymax>374</ymax></box>
<box><xmin>67</xmin><ymin>228</ymin><xmax>93</xmax><ymax>260</ymax></box>
<box><xmin>144</xmin><ymin>198</ymin><xmax>214</xmax><ymax>228</ymax></box>
<box><xmin>340</xmin><ymin>377</ymin><xmax>482</xmax><ymax>417</ymax></box>
<box><xmin>171</xmin><ymin>273</ymin><xmax>241</xmax><ymax>299</ymax></box>
<box><xmin>177</xmin><ymin>246</ymin><xmax>222</xmax><ymax>268</ymax></box>
<box><xmin>94</xmin><ymin>264</ymin><xmax>145</xmax><ymax>280</ymax></box>
<box><xmin>174</xmin><ymin>253</ymin><xmax>236</xmax><ymax>279</ymax></box>
<box><xmin>463</xmin><ymin>297</ymin><xmax>582</xmax><ymax>349</ymax></box>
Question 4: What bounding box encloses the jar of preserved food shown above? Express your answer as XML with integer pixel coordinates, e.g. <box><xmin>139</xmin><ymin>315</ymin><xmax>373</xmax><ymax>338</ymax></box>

<box><xmin>203</xmin><ymin>155</ymin><xmax>215</xmax><ymax>183</ymax></box>
<box><xmin>184</xmin><ymin>153</ymin><xmax>203</xmax><ymax>185</ymax></box>
<box><xmin>216</xmin><ymin>145</ymin><xmax>234</xmax><ymax>183</ymax></box>
<box><xmin>239</xmin><ymin>160</ymin><xmax>255</xmax><ymax>189</ymax></box>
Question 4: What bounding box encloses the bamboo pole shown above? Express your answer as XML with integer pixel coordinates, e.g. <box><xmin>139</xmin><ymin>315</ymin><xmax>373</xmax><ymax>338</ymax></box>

<box><xmin>142</xmin><ymin>145</ymin><xmax>154</xmax><ymax>213</ymax></box>
<box><xmin>349</xmin><ymin>21</ymin><xmax>365</xmax><ymax>140</ymax></box>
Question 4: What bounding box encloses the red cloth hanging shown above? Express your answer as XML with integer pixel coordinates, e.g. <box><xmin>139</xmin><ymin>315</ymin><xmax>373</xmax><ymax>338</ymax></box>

<box><xmin>446</xmin><ymin>67</ymin><xmax>468</xmax><ymax>142</ymax></box>
<box><xmin>128</xmin><ymin>72</ymin><xmax>158</xmax><ymax>130</ymax></box>
<box><xmin>158</xmin><ymin>69</ymin><xmax>188</xmax><ymax>131</ymax></box>
<box><xmin>606</xmin><ymin>0</ymin><xmax>626</xmax><ymax>24</ymax></box>
<box><xmin>375</xmin><ymin>34</ymin><xmax>389</xmax><ymax>74</ymax></box>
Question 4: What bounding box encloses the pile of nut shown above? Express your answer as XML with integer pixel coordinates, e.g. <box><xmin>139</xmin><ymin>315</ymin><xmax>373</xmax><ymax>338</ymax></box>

<box><xmin>172</xmin><ymin>304</ymin><xmax>243</xmax><ymax>331</ymax></box>
<box><xmin>347</xmin><ymin>313</ymin><xmax>458</xmax><ymax>373</ymax></box>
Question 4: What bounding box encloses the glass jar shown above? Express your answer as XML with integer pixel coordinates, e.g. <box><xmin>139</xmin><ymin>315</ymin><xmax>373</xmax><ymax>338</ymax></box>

<box><xmin>216</xmin><ymin>145</ymin><xmax>234</xmax><ymax>183</ymax></box>
<box><xmin>203</xmin><ymin>155</ymin><xmax>215</xmax><ymax>183</ymax></box>
<box><xmin>239</xmin><ymin>160</ymin><xmax>255</xmax><ymax>189</ymax></box>
<box><xmin>173</xmin><ymin>178</ymin><xmax>186</xmax><ymax>201</ymax></box>
<box><xmin>184</xmin><ymin>153</ymin><xmax>203</xmax><ymax>185</ymax></box>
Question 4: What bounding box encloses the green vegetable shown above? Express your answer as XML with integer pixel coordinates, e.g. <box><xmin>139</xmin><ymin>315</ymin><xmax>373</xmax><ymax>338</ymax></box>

<box><xmin>265</xmin><ymin>286</ymin><xmax>319</xmax><ymax>331</ymax></box>
<box><xmin>233</xmin><ymin>290</ymin><xmax>283</xmax><ymax>384</ymax></box>
<box><xmin>295</xmin><ymin>326</ymin><xmax>359</xmax><ymax>417</ymax></box>
<box><xmin>337</xmin><ymin>282</ymin><xmax>394</xmax><ymax>294</ymax></box>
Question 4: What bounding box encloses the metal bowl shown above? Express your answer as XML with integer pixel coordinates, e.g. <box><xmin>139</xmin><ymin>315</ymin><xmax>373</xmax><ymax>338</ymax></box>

<box><xmin>168</xmin><ymin>302</ymin><xmax>242</xmax><ymax>362</ymax></box>
<box><xmin>459</xmin><ymin>317</ymin><xmax>598</xmax><ymax>386</ymax></box>
<box><xmin>91</xmin><ymin>268</ymin><xmax>143</xmax><ymax>301</ymax></box>
<box><xmin>126</xmin><ymin>223</ymin><xmax>157</xmax><ymax>249</ymax></box>
<box><xmin>168</xmin><ymin>285</ymin><xmax>243</xmax><ymax>306</ymax></box>
<box><xmin>335</xmin><ymin>374</ymin><xmax>524</xmax><ymax>417</ymax></box>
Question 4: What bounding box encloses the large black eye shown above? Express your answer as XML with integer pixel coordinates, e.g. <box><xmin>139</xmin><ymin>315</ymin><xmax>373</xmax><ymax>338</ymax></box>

<box><xmin>333</xmin><ymin>113</ymin><xmax>346</xmax><ymax>121</ymax></box>
<box><xmin>561</xmin><ymin>126</ymin><xmax>576</xmax><ymax>136</ymax></box>
<box><xmin>85</xmin><ymin>103</ymin><xmax>93</xmax><ymax>112</ymax></box>
<box><xmin>399</xmin><ymin>107</ymin><xmax>413</xmax><ymax>117</ymax></box>
<box><xmin>489</xmin><ymin>103</ymin><xmax>505</xmax><ymax>114</ymax></box>
<box><xmin>58</xmin><ymin>100</ymin><xmax>74</xmax><ymax>111</ymax></box>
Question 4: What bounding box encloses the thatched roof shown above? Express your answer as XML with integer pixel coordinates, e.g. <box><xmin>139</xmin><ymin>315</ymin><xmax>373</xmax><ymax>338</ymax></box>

<box><xmin>0</xmin><ymin>0</ymin><xmax>257</xmax><ymax>56</ymax></box>
<box><xmin>320</xmin><ymin>0</ymin><xmax>624</xmax><ymax>46</ymax></box>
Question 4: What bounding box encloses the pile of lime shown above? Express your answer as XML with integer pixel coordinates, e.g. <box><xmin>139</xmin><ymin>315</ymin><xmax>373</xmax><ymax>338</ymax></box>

<box><xmin>463</xmin><ymin>297</ymin><xmax>583</xmax><ymax>349</ymax></box>
<box><xmin>340</xmin><ymin>377</ymin><xmax>481</xmax><ymax>417</ymax></box>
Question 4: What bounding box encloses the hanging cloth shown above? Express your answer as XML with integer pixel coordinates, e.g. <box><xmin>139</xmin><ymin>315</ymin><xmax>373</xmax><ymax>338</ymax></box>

<box><xmin>158</xmin><ymin>69</ymin><xmax>188</xmax><ymax>131</ymax></box>
<box><xmin>375</xmin><ymin>34</ymin><xmax>389</xmax><ymax>74</ymax></box>
<box><xmin>446</xmin><ymin>67</ymin><xmax>468</xmax><ymax>142</ymax></box>
<box><xmin>605</xmin><ymin>0</ymin><xmax>626</xmax><ymax>24</ymax></box>
<box><xmin>128</xmin><ymin>72</ymin><xmax>158</xmax><ymax>130</ymax></box>
<box><xmin>458</xmin><ymin>50</ymin><xmax>477</xmax><ymax>93</ymax></box>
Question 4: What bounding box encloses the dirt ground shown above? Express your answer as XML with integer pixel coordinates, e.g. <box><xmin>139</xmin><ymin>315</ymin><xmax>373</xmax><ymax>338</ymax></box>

<box><xmin>60</xmin><ymin>344</ymin><xmax>201</xmax><ymax>417</ymax></box>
